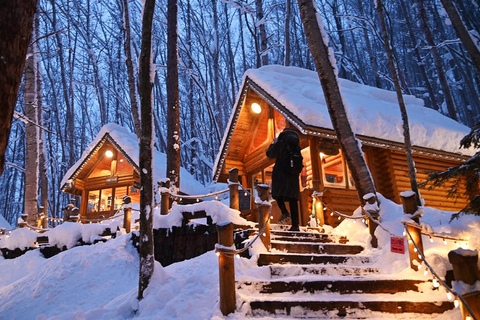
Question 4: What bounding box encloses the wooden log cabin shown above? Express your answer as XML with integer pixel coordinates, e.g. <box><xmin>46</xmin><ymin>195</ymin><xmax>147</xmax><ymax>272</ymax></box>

<box><xmin>61</xmin><ymin>123</ymin><xmax>205</xmax><ymax>221</ymax></box>
<box><xmin>213</xmin><ymin>65</ymin><xmax>476</xmax><ymax>226</ymax></box>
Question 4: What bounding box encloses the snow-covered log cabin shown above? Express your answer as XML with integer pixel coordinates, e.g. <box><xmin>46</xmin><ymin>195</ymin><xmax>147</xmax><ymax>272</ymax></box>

<box><xmin>213</xmin><ymin>65</ymin><xmax>476</xmax><ymax>226</ymax></box>
<box><xmin>60</xmin><ymin>124</ymin><xmax>204</xmax><ymax>221</ymax></box>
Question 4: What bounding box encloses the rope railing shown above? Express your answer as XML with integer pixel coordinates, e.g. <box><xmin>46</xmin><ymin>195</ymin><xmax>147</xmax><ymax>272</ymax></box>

<box><xmin>319</xmin><ymin>199</ymin><xmax>367</xmax><ymax>221</ymax></box>
<box><xmin>215</xmin><ymin>206</ymin><xmax>272</xmax><ymax>257</ymax></box>
<box><xmin>404</xmin><ymin>225</ymin><xmax>477</xmax><ymax>320</ymax></box>
<box><xmin>78</xmin><ymin>208</ymin><xmax>124</xmax><ymax>223</ymax></box>
<box><xmin>168</xmin><ymin>188</ymin><xmax>230</xmax><ymax>201</ymax></box>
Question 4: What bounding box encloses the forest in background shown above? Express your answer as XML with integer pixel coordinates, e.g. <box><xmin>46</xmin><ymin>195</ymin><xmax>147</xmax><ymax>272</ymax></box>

<box><xmin>1</xmin><ymin>0</ymin><xmax>479</xmax><ymax>225</ymax></box>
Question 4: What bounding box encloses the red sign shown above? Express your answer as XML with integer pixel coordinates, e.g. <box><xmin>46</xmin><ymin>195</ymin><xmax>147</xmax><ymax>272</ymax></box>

<box><xmin>391</xmin><ymin>237</ymin><xmax>405</xmax><ymax>254</ymax></box>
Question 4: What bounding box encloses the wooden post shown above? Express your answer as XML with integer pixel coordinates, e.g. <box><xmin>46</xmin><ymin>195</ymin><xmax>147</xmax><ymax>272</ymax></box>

<box><xmin>19</xmin><ymin>214</ymin><xmax>28</xmax><ymax>228</ymax></box>
<box><xmin>448</xmin><ymin>250</ymin><xmax>480</xmax><ymax>320</ymax></box>
<box><xmin>364</xmin><ymin>193</ymin><xmax>379</xmax><ymax>248</ymax></box>
<box><xmin>312</xmin><ymin>191</ymin><xmax>325</xmax><ymax>227</ymax></box>
<box><xmin>401</xmin><ymin>191</ymin><xmax>420</xmax><ymax>223</ymax></box>
<box><xmin>37</xmin><ymin>214</ymin><xmax>44</xmax><ymax>229</ymax></box>
<box><xmin>159</xmin><ymin>180</ymin><xmax>170</xmax><ymax>215</ymax></box>
<box><xmin>255</xmin><ymin>184</ymin><xmax>271</xmax><ymax>251</ymax></box>
<box><xmin>401</xmin><ymin>192</ymin><xmax>424</xmax><ymax>271</ymax></box>
<box><xmin>124</xmin><ymin>208</ymin><xmax>131</xmax><ymax>233</ymax></box>
<box><xmin>217</xmin><ymin>222</ymin><xmax>235</xmax><ymax>316</ymax></box>
<box><xmin>229</xmin><ymin>168</ymin><xmax>239</xmax><ymax>210</ymax></box>
<box><xmin>41</xmin><ymin>206</ymin><xmax>48</xmax><ymax>229</ymax></box>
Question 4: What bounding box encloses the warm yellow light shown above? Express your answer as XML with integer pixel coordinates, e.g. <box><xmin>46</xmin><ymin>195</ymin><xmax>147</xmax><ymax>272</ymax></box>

<box><xmin>251</xmin><ymin>102</ymin><xmax>262</xmax><ymax>114</ymax></box>
<box><xmin>105</xmin><ymin>150</ymin><xmax>113</xmax><ymax>158</ymax></box>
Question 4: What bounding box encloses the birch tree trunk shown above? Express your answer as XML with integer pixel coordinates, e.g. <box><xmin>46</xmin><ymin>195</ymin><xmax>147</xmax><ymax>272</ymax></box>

<box><xmin>138</xmin><ymin>0</ymin><xmax>156</xmax><ymax>301</ymax></box>
<box><xmin>284</xmin><ymin>0</ymin><xmax>291</xmax><ymax>66</ymax></box>
<box><xmin>376</xmin><ymin>0</ymin><xmax>421</xmax><ymax>205</ymax></box>
<box><xmin>167</xmin><ymin>0</ymin><xmax>181</xmax><ymax>189</ymax></box>
<box><xmin>24</xmin><ymin>24</ymin><xmax>39</xmax><ymax>227</ymax></box>
<box><xmin>256</xmin><ymin>0</ymin><xmax>269</xmax><ymax>66</ymax></box>
<box><xmin>296</xmin><ymin>0</ymin><xmax>377</xmax><ymax>205</ymax></box>
<box><xmin>36</xmin><ymin>15</ymin><xmax>48</xmax><ymax>224</ymax></box>
<box><xmin>439</xmin><ymin>0</ymin><xmax>480</xmax><ymax>75</ymax></box>
<box><xmin>122</xmin><ymin>0</ymin><xmax>142</xmax><ymax>140</ymax></box>
<box><xmin>0</xmin><ymin>0</ymin><xmax>37</xmax><ymax>178</ymax></box>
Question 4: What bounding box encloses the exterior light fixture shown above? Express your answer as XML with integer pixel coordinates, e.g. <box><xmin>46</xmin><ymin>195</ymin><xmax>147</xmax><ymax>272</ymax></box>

<box><xmin>251</xmin><ymin>102</ymin><xmax>262</xmax><ymax>114</ymax></box>
<box><xmin>105</xmin><ymin>150</ymin><xmax>113</xmax><ymax>158</ymax></box>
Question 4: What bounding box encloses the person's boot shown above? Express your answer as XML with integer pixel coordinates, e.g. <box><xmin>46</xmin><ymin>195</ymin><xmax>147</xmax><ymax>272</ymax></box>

<box><xmin>279</xmin><ymin>213</ymin><xmax>291</xmax><ymax>224</ymax></box>
<box><xmin>288</xmin><ymin>225</ymin><xmax>299</xmax><ymax>232</ymax></box>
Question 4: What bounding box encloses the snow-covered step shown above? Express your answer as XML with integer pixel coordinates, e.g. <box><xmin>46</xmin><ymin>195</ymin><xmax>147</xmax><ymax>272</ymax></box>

<box><xmin>246</xmin><ymin>297</ymin><xmax>454</xmax><ymax>318</ymax></box>
<box><xmin>237</xmin><ymin>279</ymin><xmax>430</xmax><ymax>294</ymax></box>
<box><xmin>269</xmin><ymin>224</ymin><xmax>325</xmax><ymax>233</ymax></box>
<box><xmin>271</xmin><ymin>231</ymin><xmax>348</xmax><ymax>244</ymax></box>
<box><xmin>271</xmin><ymin>241</ymin><xmax>363</xmax><ymax>255</ymax></box>
<box><xmin>269</xmin><ymin>264</ymin><xmax>379</xmax><ymax>278</ymax></box>
<box><xmin>258</xmin><ymin>252</ymin><xmax>371</xmax><ymax>266</ymax></box>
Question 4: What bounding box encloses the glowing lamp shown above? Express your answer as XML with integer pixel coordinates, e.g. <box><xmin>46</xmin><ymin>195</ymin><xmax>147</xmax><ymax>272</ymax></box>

<box><xmin>251</xmin><ymin>102</ymin><xmax>262</xmax><ymax>114</ymax></box>
<box><xmin>105</xmin><ymin>150</ymin><xmax>113</xmax><ymax>158</ymax></box>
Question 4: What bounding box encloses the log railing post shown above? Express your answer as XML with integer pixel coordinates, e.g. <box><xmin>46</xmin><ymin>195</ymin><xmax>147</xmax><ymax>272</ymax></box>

<box><xmin>41</xmin><ymin>206</ymin><xmax>48</xmax><ymax>229</ymax></box>
<box><xmin>19</xmin><ymin>214</ymin><xmax>28</xmax><ymax>228</ymax></box>
<box><xmin>448</xmin><ymin>249</ymin><xmax>480</xmax><ymax>320</ymax></box>
<box><xmin>401</xmin><ymin>191</ymin><xmax>424</xmax><ymax>271</ymax></box>
<box><xmin>363</xmin><ymin>193</ymin><xmax>379</xmax><ymax>248</ymax></box>
<box><xmin>217</xmin><ymin>222</ymin><xmax>235</xmax><ymax>316</ymax></box>
<box><xmin>159</xmin><ymin>179</ymin><xmax>170</xmax><ymax>216</ymax></box>
<box><xmin>312</xmin><ymin>191</ymin><xmax>325</xmax><ymax>227</ymax></box>
<box><xmin>255</xmin><ymin>184</ymin><xmax>271</xmax><ymax>251</ymax></box>
<box><xmin>229</xmin><ymin>168</ymin><xmax>239</xmax><ymax>210</ymax></box>
<box><xmin>123</xmin><ymin>195</ymin><xmax>132</xmax><ymax>233</ymax></box>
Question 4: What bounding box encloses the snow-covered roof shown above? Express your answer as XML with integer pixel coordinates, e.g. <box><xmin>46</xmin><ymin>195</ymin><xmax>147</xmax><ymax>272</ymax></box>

<box><xmin>61</xmin><ymin>123</ymin><xmax>205</xmax><ymax>195</ymax></box>
<box><xmin>247</xmin><ymin>65</ymin><xmax>473</xmax><ymax>155</ymax></box>
<box><xmin>213</xmin><ymin>65</ymin><xmax>474</xmax><ymax>180</ymax></box>
<box><xmin>0</xmin><ymin>214</ymin><xmax>12</xmax><ymax>230</ymax></box>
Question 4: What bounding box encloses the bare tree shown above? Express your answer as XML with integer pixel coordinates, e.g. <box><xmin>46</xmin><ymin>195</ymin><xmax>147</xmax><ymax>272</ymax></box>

<box><xmin>0</xmin><ymin>1</ymin><xmax>38</xmax><ymax>178</ymax></box>
<box><xmin>296</xmin><ymin>0</ymin><xmax>378</xmax><ymax>204</ymax></box>
<box><xmin>138</xmin><ymin>0</ymin><xmax>156</xmax><ymax>301</ymax></box>
<box><xmin>167</xmin><ymin>0</ymin><xmax>181</xmax><ymax>189</ymax></box>
<box><xmin>24</xmin><ymin>22</ymin><xmax>40</xmax><ymax>226</ymax></box>
<box><xmin>375</xmin><ymin>0</ymin><xmax>421</xmax><ymax>205</ymax></box>
<box><xmin>416</xmin><ymin>0</ymin><xmax>458</xmax><ymax>121</ymax></box>
<box><xmin>438</xmin><ymin>0</ymin><xmax>480</xmax><ymax>75</ymax></box>
<box><xmin>122</xmin><ymin>0</ymin><xmax>142</xmax><ymax>140</ymax></box>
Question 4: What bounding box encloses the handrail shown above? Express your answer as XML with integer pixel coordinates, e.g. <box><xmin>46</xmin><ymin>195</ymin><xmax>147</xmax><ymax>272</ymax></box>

<box><xmin>404</xmin><ymin>225</ymin><xmax>477</xmax><ymax>320</ymax></box>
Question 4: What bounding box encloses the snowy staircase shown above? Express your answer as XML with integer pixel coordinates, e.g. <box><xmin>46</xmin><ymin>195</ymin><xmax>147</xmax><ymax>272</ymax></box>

<box><xmin>236</xmin><ymin>226</ymin><xmax>455</xmax><ymax>318</ymax></box>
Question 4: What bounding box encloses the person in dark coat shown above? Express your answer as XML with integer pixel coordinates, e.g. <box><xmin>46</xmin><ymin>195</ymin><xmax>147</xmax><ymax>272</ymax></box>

<box><xmin>266</xmin><ymin>127</ymin><xmax>301</xmax><ymax>232</ymax></box>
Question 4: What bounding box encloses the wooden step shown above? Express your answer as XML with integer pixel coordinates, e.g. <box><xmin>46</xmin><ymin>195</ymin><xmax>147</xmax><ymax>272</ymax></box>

<box><xmin>269</xmin><ymin>265</ymin><xmax>379</xmax><ymax>277</ymax></box>
<box><xmin>248</xmin><ymin>299</ymin><xmax>454</xmax><ymax>318</ymax></box>
<box><xmin>271</xmin><ymin>241</ymin><xmax>363</xmax><ymax>254</ymax></box>
<box><xmin>271</xmin><ymin>231</ymin><xmax>348</xmax><ymax>244</ymax></box>
<box><xmin>238</xmin><ymin>279</ymin><xmax>428</xmax><ymax>294</ymax></box>
<box><xmin>258</xmin><ymin>253</ymin><xmax>371</xmax><ymax>266</ymax></box>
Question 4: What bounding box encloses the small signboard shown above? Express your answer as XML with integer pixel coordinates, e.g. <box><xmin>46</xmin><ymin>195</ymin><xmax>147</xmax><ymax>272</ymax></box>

<box><xmin>105</xmin><ymin>176</ymin><xmax>118</xmax><ymax>184</ymax></box>
<box><xmin>239</xmin><ymin>188</ymin><xmax>251</xmax><ymax>211</ymax></box>
<box><xmin>391</xmin><ymin>237</ymin><xmax>405</xmax><ymax>254</ymax></box>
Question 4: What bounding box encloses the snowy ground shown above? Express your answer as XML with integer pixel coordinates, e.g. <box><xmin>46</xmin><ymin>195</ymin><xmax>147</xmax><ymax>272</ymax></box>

<box><xmin>0</xmin><ymin>196</ymin><xmax>478</xmax><ymax>319</ymax></box>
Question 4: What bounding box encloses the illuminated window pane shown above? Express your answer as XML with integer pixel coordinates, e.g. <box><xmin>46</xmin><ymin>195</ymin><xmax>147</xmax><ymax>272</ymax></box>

<box><xmin>321</xmin><ymin>152</ymin><xmax>346</xmax><ymax>187</ymax></box>
<box><xmin>99</xmin><ymin>188</ymin><xmax>113</xmax><ymax>211</ymax></box>
<box><xmin>88</xmin><ymin>190</ymin><xmax>100</xmax><ymax>212</ymax></box>
<box><xmin>114</xmin><ymin>186</ymin><xmax>128</xmax><ymax>210</ymax></box>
